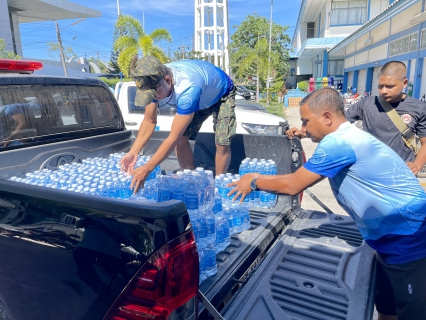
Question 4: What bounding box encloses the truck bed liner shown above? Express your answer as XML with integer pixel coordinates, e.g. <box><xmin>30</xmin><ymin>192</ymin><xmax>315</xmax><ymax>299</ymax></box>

<box><xmin>223</xmin><ymin>210</ymin><xmax>376</xmax><ymax>320</ymax></box>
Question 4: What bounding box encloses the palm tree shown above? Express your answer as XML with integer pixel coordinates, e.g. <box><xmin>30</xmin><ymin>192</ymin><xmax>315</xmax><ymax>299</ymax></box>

<box><xmin>232</xmin><ymin>37</ymin><xmax>274</xmax><ymax>102</ymax></box>
<box><xmin>113</xmin><ymin>15</ymin><xmax>172</xmax><ymax>77</ymax></box>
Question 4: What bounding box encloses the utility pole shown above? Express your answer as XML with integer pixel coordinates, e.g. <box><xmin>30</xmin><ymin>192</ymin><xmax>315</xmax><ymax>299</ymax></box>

<box><xmin>266</xmin><ymin>0</ymin><xmax>273</xmax><ymax>105</ymax></box>
<box><xmin>117</xmin><ymin>0</ymin><xmax>121</xmax><ymax>17</ymax></box>
<box><xmin>178</xmin><ymin>46</ymin><xmax>189</xmax><ymax>59</ymax></box>
<box><xmin>56</xmin><ymin>21</ymin><xmax>68</xmax><ymax>77</ymax></box>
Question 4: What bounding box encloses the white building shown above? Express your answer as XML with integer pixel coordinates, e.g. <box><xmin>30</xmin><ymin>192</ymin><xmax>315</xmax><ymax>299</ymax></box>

<box><xmin>194</xmin><ymin>0</ymin><xmax>230</xmax><ymax>74</ymax></box>
<box><xmin>329</xmin><ymin>0</ymin><xmax>426</xmax><ymax>99</ymax></box>
<box><xmin>290</xmin><ymin>0</ymin><xmax>392</xmax><ymax>89</ymax></box>
<box><xmin>0</xmin><ymin>0</ymin><xmax>101</xmax><ymax>57</ymax></box>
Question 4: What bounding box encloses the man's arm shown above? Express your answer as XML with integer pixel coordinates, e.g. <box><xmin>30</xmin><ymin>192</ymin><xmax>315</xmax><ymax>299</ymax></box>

<box><xmin>120</xmin><ymin>102</ymin><xmax>158</xmax><ymax>172</ymax></box>
<box><xmin>130</xmin><ymin>113</ymin><xmax>194</xmax><ymax>191</ymax></box>
<box><xmin>344</xmin><ymin>99</ymin><xmax>363</xmax><ymax>123</ymax></box>
<box><xmin>407</xmin><ymin>137</ymin><xmax>426</xmax><ymax>175</ymax></box>
<box><xmin>228</xmin><ymin>167</ymin><xmax>322</xmax><ymax>202</ymax></box>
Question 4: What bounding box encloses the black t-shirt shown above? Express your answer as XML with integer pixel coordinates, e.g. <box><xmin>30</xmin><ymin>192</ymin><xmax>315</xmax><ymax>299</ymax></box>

<box><xmin>345</xmin><ymin>96</ymin><xmax>426</xmax><ymax>162</ymax></box>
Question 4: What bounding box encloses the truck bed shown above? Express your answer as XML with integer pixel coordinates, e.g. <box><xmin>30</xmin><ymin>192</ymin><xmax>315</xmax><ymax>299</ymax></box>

<box><xmin>0</xmin><ymin>130</ymin><xmax>304</xmax><ymax>319</ymax></box>
<box><xmin>223</xmin><ymin>209</ymin><xmax>376</xmax><ymax>320</ymax></box>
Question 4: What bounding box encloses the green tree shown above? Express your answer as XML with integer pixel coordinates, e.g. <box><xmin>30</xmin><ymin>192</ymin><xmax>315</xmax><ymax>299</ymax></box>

<box><xmin>113</xmin><ymin>15</ymin><xmax>172</xmax><ymax>77</ymax></box>
<box><xmin>0</xmin><ymin>39</ymin><xmax>20</xmax><ymax>59</ymax></box>
<box><xmin>47</xmin><ymin>42</ymin><xmax>76</xmax><ymax>61</ymax></box>
<box><xmin>229</xmin><ymin>14</ymin><xmax>291</xmax><ymax>101</ymax></box>
<box><xmin>109</xmin><ymin>22</ymin><xmax>128</xmax><ymax>74</ymax></box>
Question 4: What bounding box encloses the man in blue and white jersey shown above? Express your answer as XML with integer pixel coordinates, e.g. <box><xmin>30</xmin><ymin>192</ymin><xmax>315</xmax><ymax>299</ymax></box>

<box><xmin>120</xmin><ymin>56</ymin><xmax>236</xmax><ymax>191</ymax></box>
<box><xmin>229</xmin><ymin>87</ymin><xmax>426</xmax><ymax>320</ymax></box>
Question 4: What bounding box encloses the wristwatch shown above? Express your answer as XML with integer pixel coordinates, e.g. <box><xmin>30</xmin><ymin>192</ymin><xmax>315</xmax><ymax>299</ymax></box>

<box><xmin>250</xmin><ymin>177</ymin><xmax>259</xmax><ymax>191</ymax></box>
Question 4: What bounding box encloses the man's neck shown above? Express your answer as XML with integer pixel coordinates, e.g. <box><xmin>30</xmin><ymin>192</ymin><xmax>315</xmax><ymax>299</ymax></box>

<box><xmin>389</xmin><ymin>93</ymin><xmax>405</xmax><ymax>104</ymax></box>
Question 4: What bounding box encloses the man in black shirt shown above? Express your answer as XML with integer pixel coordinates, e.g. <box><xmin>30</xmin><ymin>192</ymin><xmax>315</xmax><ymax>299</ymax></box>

<box><xmin>286</xmin><ymin>61</ymin><xmax>426</xmax><ymax>176</ymax></box>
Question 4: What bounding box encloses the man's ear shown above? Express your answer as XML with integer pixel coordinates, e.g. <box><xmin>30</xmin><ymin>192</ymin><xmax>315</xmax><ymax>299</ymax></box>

<box><xmin>403</xmin><ymin>78</ymin><xmax>408</xmax><ymax>88</ymax></box>
<box><xmin>322</xmin><ymin>111</ymin><xmax>332</xmax><ymax>125</ymax></box>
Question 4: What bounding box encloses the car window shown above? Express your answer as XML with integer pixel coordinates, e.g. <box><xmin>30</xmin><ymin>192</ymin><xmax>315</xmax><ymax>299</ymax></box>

<box><xmin>0</xmin><ymin>84</ymin><xmax>119</xmax><ymax>149</ymax></box>
<box><xmin>128</xmin><ymin>86</ymin><xmax>175</xmax><ymax>115</ymax></box>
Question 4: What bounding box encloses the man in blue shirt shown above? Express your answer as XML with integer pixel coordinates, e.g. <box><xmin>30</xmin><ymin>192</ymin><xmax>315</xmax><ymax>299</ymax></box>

<box><xmin>229</xmin><ymin>87</ymin><xmax>426</xmax><ymax>320</ymax></box>
<box><xmin>120</xmin><ymin>56</ymin><xmax>236</xmax><ymax>191</ymax></box>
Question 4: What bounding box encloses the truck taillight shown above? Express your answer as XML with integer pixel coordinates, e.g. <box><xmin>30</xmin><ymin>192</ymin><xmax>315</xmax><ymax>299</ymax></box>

<box><xmin>104</xmin><ymin>231</ymin><xmax>199</xmax><ymax>320</ymax></box>
<box><xmin>0</xmin><ymin>59</ymin><xmax>43</xmax><ymax>73</ymax></box>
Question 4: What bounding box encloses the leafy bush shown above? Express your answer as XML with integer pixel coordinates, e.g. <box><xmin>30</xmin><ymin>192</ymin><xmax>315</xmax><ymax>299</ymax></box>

<box><xmin>98</xmin><ymin>77</ymin><xmax>132</xmax><ymax>89</ymax></box>
<box><xmin>297</xmin><ymin>81</ymin><xmax>308</xmax><ymax>92</ymax></box>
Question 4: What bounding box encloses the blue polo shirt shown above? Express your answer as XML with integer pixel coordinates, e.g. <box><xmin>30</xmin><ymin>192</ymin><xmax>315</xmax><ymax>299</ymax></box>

<box><xmin>159</xmin><ymin>60</ymin><xmax>233</xmax><ymax>115</ymax></box>
<box><xmin>304</xmin><ymin>122</ymin><xmax>426</xmax><ymax>265</ymax></box>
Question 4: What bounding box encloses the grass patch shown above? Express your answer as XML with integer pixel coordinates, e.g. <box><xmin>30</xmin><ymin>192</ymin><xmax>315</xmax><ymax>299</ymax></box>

<box><xmin>259</xmin><ymin>99</ymin><xmax>285</xmax><ymax>118</ymax></box>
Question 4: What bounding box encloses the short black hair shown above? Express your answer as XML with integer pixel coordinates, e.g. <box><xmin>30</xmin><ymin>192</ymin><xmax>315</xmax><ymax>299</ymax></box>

<box><xmin>299</xmin><ymin>87</ymin><xmax>345</xmax><ymax>116</ymax></box>
<box><xmin>379</xmin><ymin>61</ymin><xmax>406</xmax><ymax>81</ymax></box>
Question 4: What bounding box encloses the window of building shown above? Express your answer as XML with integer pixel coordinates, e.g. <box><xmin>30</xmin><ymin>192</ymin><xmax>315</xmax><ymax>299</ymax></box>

<box><xmin>389</xmin><ymin>32</ymin><xmax>418</xmax><ymax>56</ymax></box>
<box><xmin>420</xmin><ymin>29</ymin><xmax>426</xmax><ymax>48</ymax></box>
<box><xmin>328</xmin><ymin>60</ymin><xmax>344</xmax><ymax>76</ymax></box>
<box><xmin>307</xmin><ymin>22</ymin><xmax>315</xmax><ymax>39</ymax></box>
<box><xmin>330</xmin><ymin>1</ymin><xmax>367</xmax><ymax>26</ymax></box>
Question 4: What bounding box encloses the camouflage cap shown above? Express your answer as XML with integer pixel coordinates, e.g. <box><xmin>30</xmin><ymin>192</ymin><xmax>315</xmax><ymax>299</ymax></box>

<box><xmin>130</xmin><ymin>56</ymin><xmax>166</xmax><ymax>106</ymax></box>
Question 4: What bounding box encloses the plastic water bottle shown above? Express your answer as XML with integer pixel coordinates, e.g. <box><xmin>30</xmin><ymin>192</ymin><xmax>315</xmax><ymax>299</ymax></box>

<box><xmin>119</xmin><ymin>177</ymin><xmax>132</xmax><ymax>199</ymax></box>
<box><xmin>212</xmin><ymin>188</ymin><xmax>223</xmax><ymax>215</ymax></box>
<box><xmin>222</xmin><ymin>205</ymin><xmax>235</xmax><ymax>235</ymax></box>
<box><xmin>172</xmin><ymin>172</ymin><xmax>185</xmax><ymax>201</ymax></box>
<box><xmin>215</xmin><ymin>211</ymin><xmax>231</xmax><ymax>252</ymax></box>
<box><xmin>184</xmin><ymin>173</ymin><xmax>200</xmax><ymax>214</ymax></box>
<box><xmin>157</xmin><ymin>176</ymin><xmax>173</xmax><ymax>202</ymax></box>
<box><xmin>269</xmin><ymin>160</ymin><xmax>278</xmax><ymax>207</ymax></box>
<box><xmin>239</xmin><ymin>159</ymin><xmax>248</xmax><ymax>175</ymax></box>
<box><xmin>204</xmin><ymin>243</ymin><xmax>217</xmax><ymax>277</ymax></box>
<box><xmin>202</xmin><ymin>206</ymin><xmax>216</xmax><ymax>245</ymax></box>
<box><xmin>198</xmin><ymin>247</ymin><xmax>208</xmax><ymax>284</ymax></box>
<box><xmin>241</xmin><ymin>196</ymin><xmax>251</xmax><ymax>231</ymax></box>
<box><xmin>196</xmin><ymin>212</ymin><xmax>208</xmax><ymax>249</ymax></box>
<box><xmin>219</xmin><ymin>177</ymin><xmax>231</xmax><ymax>201</ymax></box>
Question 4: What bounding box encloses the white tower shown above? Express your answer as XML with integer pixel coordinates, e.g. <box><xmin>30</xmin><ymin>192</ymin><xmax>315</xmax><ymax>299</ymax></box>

<box><xmin>194</xmin><ymin>0</ymin><xmax>230</xmax><ymax>75</ymax></box>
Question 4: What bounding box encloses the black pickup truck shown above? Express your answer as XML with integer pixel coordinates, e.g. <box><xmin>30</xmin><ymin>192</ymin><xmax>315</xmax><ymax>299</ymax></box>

<box><xmin>0</xmin><ymin>60</ymin><xmax>375</xmax><ymax>320</ymax></box>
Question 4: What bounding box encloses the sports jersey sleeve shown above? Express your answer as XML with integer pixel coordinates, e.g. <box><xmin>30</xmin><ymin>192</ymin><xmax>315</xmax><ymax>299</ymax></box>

<box><xmin>176</xmin><ymin>86</ymin><xmax>202</xmax><ymax>115</ymax></box>
<box><xmin>304</xmin><ymin>134</ymin><xmax>357</xmax><ymax>178</ymax></box>
<box><xmin>345</xmin><ymin>99</ymin><xmax>364</xmax><ymax>123</ymax></box>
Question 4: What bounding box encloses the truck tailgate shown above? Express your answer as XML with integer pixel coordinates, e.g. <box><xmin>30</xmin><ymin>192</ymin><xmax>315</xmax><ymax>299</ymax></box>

<box><xmin>223</xmin><ymin>210</ymin><xmax>376</xmax><ymax>320</ymax></box>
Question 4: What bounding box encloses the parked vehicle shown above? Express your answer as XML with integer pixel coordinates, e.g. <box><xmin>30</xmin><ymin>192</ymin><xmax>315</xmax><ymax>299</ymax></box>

<box><xmin>114</xmin><ymin>81</ymin><xmax>287</xmax><ymax>135</ymax></box>
<box><xmin>0</xmin><ymin>59</ymin><xmax>375</xmax><ymax>320</ymax></box>
<box><xmin>236</xmin><ymin>85</ymin><xmax>256</xmax><ymax>102</ymax></box>
<box><xmin>235</xmin><ymin>86</ymin><xmax>252</xmax><ymax>101</ymax></box>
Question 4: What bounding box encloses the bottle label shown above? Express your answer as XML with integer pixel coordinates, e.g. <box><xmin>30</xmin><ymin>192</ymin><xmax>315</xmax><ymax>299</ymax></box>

<box><xmin>260</xmin><ymin>192</ymin><xmax>269</xmax><ymax>203</ymax></box>
<box><xmin>199</xmin><ymin>226</ymin><xmax>207</xmax><ymax>238</ymax></box>
<box><xmin>227</xmin><ymin>218</ymin><xmax>234</xmax><ymax>228</ymax></box>
<box><xmin>158</xmin><ymin>191</ymin><xmax>172</xmax><ymax>202</ymax></box>
<box><xmin>173</xmin><ymin>192</ymin><xmax>184</xmax><ymax>201</ymax></box>
<box><xmin>209</xmin><ymin>252</ymin><xmax>217</xmax><ymax>267</ymax></box>
<box><xmin>207</xmin><ymin>221</ymin><xmax>215</xmax><ymax>234</ymax></box>
<box><xmin>216</xmin><ymin>230</ymin><xmax>225</xmax><ymax>243</ymax></box>
<box><xmin>184</xmin><ymin>195</ymin><xmax>198</xmax><ymax>210</ymax></box>
<box><xmin>233</xmin><ymin>216</ymin><xmax>243</xmax><ymax>226</ymax></box>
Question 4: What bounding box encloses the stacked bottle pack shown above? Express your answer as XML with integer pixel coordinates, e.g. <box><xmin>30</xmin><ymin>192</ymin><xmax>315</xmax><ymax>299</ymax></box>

<box><xmin>147</xmin><ymin>168</ymin><xmax>251</xmax><ymax>284</ymax></box>
<box><xmin>237</xmin><ymin>157</ymin><xmax>278</xmax><ymax>209</ymax></box>
<box><xmin>9</xmin><ymin>154</ymin><xmax>279</xmax><ymax>284</ymax></box>
<box><xmin>8</xmin><ymin>153</ymin><xmax>160</xmax><ymax>200</ymax></box>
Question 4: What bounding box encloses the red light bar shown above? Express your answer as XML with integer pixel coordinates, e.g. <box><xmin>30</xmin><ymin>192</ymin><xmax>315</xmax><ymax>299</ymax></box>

<box><xmin>0</xmin><ymin>59</ymin><xmax>43</xmax><ymax>74</ymax></box>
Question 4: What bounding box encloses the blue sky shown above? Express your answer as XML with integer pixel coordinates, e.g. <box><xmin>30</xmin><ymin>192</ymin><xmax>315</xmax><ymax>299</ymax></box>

<box><xmin>20</xmin><ymin>0</ymin><xmax>302</xmax><ymax>62</ymax></box>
